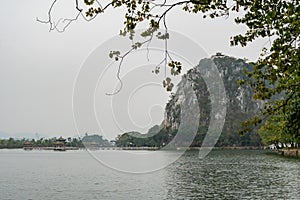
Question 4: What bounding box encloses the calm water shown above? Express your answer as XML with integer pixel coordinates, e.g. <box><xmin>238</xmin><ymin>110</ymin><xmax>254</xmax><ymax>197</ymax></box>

<box><xmin>0</xmin><ymin>149</ymin><xmax>299</xmax><ymax>200</ymax></box>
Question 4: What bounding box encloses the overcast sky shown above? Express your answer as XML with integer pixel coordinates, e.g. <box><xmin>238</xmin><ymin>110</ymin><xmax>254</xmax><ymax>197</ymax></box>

<box><xmin>0</xmin><ymin>0</ymin><xmax>268</xmax><ymax>140</ymax></box>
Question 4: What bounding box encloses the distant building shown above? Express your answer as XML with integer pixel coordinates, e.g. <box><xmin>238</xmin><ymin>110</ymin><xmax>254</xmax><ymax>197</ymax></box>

<box><xmin>23</xmin><ymin>141</ymin><xmax>33</xmax><ymax>150</ymax></box>
<box><xmin>54</xmin><ymin>137</ymin><xmax>66</xmax><ymax>151</ymax></box>
<box><xmin>215</xmin><ymin>52</ymin><xmax>224</xmax><ymax>56</ymax></box>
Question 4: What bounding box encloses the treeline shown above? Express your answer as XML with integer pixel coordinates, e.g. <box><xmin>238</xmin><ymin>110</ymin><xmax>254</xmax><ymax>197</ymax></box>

<box><xmin>115</xmin><ymin>126</ymin><xmax>172</xmax><ymax>147</ymax></box>
<box><xmin>0</xmin><ymin>134</ymin><xmax>114</xmax><ymax>149</ymax></box>
<box><xmin>114</xmin><ymin>125</ymin><xmax>263</xmax><ymax>148</ymax></box>
<box><xmin>258</xmin><ymin>115</ymin><xmax>300</xmax><ymax>149</ymax></box>
<box><xmin>0</xmin><ymin>137</ymin><xmax>84</xmax><ymax>149</ymax></box>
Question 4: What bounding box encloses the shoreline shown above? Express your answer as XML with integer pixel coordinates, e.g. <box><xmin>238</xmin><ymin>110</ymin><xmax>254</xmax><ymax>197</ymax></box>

<box><xmin>189</xmin><ymin>146</ymin><xmax>265</xmax><ymax>150</ymax></box>
<box><xmin>277</xmin><ymin>148</ymin><xmax>300</xmax><ymax>158</ymax></box>
<box><xmin>0</xmin><ymin>146</ymin><xmax>266</xmax><ymax>151</ymax></box>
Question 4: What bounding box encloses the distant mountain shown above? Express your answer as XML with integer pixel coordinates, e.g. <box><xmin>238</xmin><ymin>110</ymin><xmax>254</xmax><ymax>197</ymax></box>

<box><xmin>82</xmin><ymin>134</ymin><xmax>113</xmax><ymax>147</ymax></box>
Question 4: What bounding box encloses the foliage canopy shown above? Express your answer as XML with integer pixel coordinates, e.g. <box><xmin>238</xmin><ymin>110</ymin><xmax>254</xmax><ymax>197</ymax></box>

<box><xmin>41</xmin><ymin>0</ymin><xmax>300</xmax><ymax>145</ymax></box>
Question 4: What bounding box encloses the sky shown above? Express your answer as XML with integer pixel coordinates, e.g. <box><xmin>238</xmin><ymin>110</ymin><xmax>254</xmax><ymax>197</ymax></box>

<box><xmin>0</xmin><ymin>0</ymin><xmax>268</xmax><ymax>140</ymax></box>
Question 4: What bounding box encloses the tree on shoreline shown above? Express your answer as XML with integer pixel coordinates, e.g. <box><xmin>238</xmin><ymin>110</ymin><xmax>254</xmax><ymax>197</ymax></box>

<box><xmin>39</xmin><ymin>0</ymin><xmax>299</xmax><ymax>145</ymax></box>
<box><xmin>0</xmin><ymin>134</ymin><xmax>115</xmax><ymax>149</ymax></box>
<box><xmin>0</xmin><ymin>137</ymin><xmax>83</xmax><ymax>149</ymax></box>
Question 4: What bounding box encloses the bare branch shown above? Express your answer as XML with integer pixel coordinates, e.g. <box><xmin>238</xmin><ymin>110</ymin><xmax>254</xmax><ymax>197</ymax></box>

<box><xmin>37</xmin><ymin>0</ymin><xmax>114</xmax><ymax>32</ymax></box>
<box><xmin>157</xmin><ymin>1</ymin><xmax>190</xmax><ymax>24</ymax></box>
<box><xmin>106</xmin><ymin>34</ymin><xmax>155</xmax><ymax>95</ymax></box>
<box><xmin>36</xmin><ymin>0</ymin><xmax>58</xmax><ymax>32</ymax></box>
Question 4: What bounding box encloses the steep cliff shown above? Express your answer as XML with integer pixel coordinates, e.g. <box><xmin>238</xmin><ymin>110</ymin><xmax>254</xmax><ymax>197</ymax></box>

<box><xmin>164</xmin><ymin>55</ymin><xmax>263</xmax><ymax>147</ymax></box>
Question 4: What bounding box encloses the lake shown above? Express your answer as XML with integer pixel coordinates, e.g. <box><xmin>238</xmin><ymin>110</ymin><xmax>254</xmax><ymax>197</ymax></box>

<box><xmin>0</xmin><ymin>149</ymin><xmax>299</xmax><ymax>199</ymax></box>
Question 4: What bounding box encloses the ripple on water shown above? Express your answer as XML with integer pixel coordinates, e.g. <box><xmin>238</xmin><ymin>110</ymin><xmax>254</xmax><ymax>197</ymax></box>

<box><xmin>0</xmin><ymin>149</ymin><xmax>299</xmax><ymax>199</ymax></box>
<box><xmin>165</xmin><ymin>150</ymin><xmax>300</xmax><ymax>200</ymax></box>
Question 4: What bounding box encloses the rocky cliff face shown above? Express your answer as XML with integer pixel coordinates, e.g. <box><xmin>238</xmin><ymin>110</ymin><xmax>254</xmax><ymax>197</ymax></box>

<box><xmin>164</xmin><ymin>55</ymin><xmax>263</xmax><ymax>146</ymax></box>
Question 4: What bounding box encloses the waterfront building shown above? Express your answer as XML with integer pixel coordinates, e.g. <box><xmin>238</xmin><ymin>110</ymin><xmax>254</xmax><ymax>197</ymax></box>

<box><xmin>54</xmin><ymin>137</ymin><xmax>66</xmax><ymax>151</ymax></box>
<box><xmin>23</xmin><ymin>141</ymin><xmax>33</xmax><ymax>150</ymax></box>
